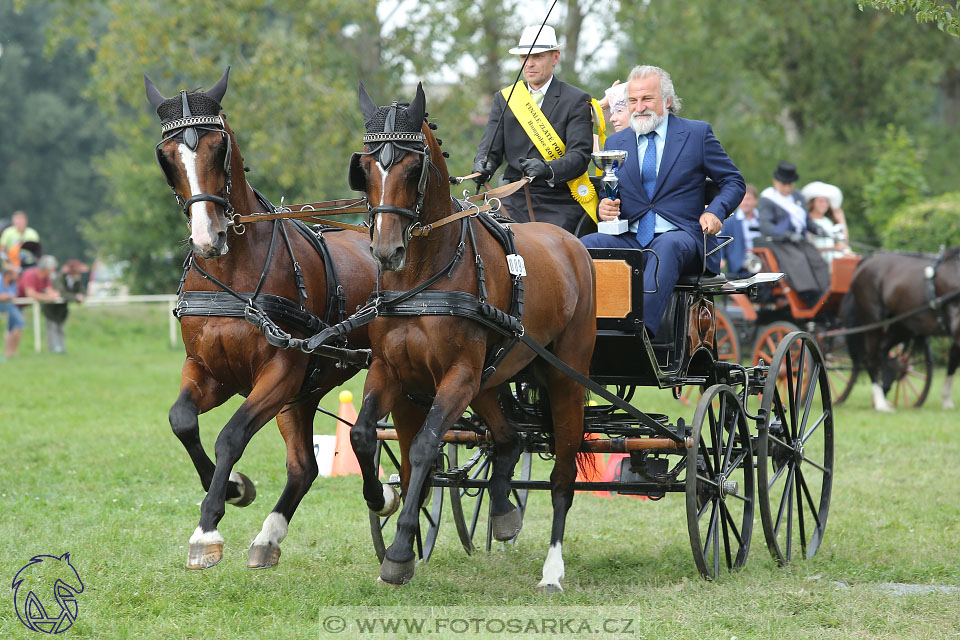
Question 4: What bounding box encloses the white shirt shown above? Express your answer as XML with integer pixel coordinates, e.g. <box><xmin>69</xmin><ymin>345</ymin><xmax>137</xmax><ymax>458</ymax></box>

<box><xmin>527</xmin><ymin>76</ymin><xmax>553</xmax><ymax>104</ymax></box>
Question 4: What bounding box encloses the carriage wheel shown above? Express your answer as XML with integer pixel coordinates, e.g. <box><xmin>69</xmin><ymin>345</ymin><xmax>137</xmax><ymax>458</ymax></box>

<box><xmin>449</xmin><ymin>445</ymin><xmax>533</xmax><ymax>554</ymax></box>
<box><xmin>753</xmin><ymin>321</ymin><xmax>807</xmax><ymax>401</ymax></box>
<box><xmin>887</xmin><ymin>338</ymin><xmax>933</xmax><ymax>409</ymax></box>
<box><xmin>757</xmin><ymin>331</ymin><xmax>834</xmax><ymax>566</ymax></box>
<box><xmin>369</xmin><ymin>440</ymin><xmax>446</xmax><ymax>564</ymax></box>
<box><xmin>678</xmin><ymin>309</ymin><xmax>741</xmax><ymax>405</ymax></box>
<box><xmin>685</xmin><ymin>384</ymin><xmax>755</xmax><ymax>580</ymax></box>
<box><xmin>818</xmin><ymin>333</ymin><xmax>859</xmax><ymax>406</ymax></box>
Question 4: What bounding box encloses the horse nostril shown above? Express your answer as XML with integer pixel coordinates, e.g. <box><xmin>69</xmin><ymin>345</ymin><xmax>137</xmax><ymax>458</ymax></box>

<box><xmin>217</xmin><ymin>230</ymin><xmax>226</xmax><ymax>244</ymax></box>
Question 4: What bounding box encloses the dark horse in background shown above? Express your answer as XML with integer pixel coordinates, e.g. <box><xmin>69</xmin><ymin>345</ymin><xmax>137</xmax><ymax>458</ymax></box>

<box><xmin>843</xmin><ymin>247</ymin><xmax>960</xmax><ymax>412</ymax></box>
<box><xmin>145</xmin><ymin>69</ymin><xmax>377</xmax><ymax>568</ymax></box>
<box><xmin>348</xmin><ymin>84</ymin><xmax>596</xmax><ymax>592</ymax></box>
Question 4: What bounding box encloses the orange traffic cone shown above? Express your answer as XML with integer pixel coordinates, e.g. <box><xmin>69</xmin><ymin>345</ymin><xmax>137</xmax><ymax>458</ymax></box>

<box><xmin>330</xmin><ymin>390</ymin><xmax>363</xmax><ymax>477</ymax></box>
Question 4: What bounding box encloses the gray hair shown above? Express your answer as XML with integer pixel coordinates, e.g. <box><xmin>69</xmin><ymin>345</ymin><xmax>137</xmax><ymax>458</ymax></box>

<box><xmin>37</xmin><ymin>255</ymin><xmax>58</xmax><ymax>271</ymax></box>
<box><xmin>627</xmin><ymin>65</ymin><xmax>682</xmax><ymax>115</ymax></box>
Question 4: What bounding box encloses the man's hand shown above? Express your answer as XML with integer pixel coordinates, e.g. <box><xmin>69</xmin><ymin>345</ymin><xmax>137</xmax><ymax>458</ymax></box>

<box><xmin>700</xmin><ymin>211</ymin><xmax>722</xmax><ymax>235</ymax></box>
<box><xmin>473</xmin><ymin>158</ymin><xmax>497</xmax><ymax>186</ymax></box>
<box><xmin>519</xmin><ymin>157</ymin><xmax>553</xmax><ymax>182</ymax></box>
<box><xmin>598</xmin><ymin>198</ymin><xmax>621</xmax><ymax>221</ymax></box>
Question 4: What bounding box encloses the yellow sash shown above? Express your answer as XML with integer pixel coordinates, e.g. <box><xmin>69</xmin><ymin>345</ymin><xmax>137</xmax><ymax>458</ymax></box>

<box><xmin>501</xmin><ymin>82</ymin><xmax>599</xmax><ymax>223</ymax></box>
<box><xmin>590</xmin><ymin>98</ymin><xmax>607</xmax><ymax>173</ymax></box>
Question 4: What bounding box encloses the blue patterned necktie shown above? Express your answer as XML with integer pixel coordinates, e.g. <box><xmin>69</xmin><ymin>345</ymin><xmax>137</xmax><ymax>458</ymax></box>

<box><xmin>636</xmin><ymin>131</ymin><xmax>658</xmax><ymax>247</ymax></box>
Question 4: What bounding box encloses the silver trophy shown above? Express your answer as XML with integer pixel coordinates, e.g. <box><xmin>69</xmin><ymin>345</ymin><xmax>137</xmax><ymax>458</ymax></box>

<box><xmin>591</xmin><ymin>150</ymin><xmax>629</xmax><ymax>234</ymax></box>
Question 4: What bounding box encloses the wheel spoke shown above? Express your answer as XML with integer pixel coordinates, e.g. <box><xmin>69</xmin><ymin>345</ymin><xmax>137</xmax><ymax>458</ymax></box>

<box><xmin>722</xmin><ymin>503</ymin><xmax>733</xmax><ymax>570</ymax></box>
<box><xmin>798</xmin><ymin>363</ymin><xmax>821</xmax><ymax>438</ymax></box>
<box><xmin>801</xmin><ymin>410</ymin><xmax>828</xmax><ymax>445</ymax></box>
<box><xmin>720</xmin><ymin>501</ymin><xmax>744</xmax><ymax>547</ymax></box>
<box><xmin>773</xmin><ymin>465</ymin><xmax>795</xmax><ymax>537</ymax></box>
<box><xmin>801</xmin><ymin>455</ymin><xmax>829</xmax><ymax>474</ymax></box>
<box><xmin>796</xmin><ymin>467</ymin><xmax>824</xmax><ymax>532</ymax></box>
<box><xmin>709</xmin><ymin>403</ymin><xmax>722</xmax><ymax>475</ymax></box>
<box><xmin>795</xmin><ymin>464</ymin><xmax>807</xmax><ymax>555</ymax></box>
<box><xmin>703</xmin><ymin>500</ymin><xmax>719</xmax><ymax>557</ymax></box>
<box><xmin>786</xmin><ymin>466</ymin><xmax>795</xmax><ymax>560</ymax></box>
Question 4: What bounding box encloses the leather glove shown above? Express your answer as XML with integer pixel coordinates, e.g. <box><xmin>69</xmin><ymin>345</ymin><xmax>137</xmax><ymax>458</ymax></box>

<box><xmin>519</xmin><ymin>157</ymin><xmax>554</xmax><ymax>183</ymax></box>
<box><xmin>473</xmin><ymin>158</ymin><xmax>497</xmax><ymax>186</ymax></box>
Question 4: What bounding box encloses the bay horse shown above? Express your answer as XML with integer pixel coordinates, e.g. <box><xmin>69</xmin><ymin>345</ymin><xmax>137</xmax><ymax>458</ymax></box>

<box><xmin>347</xmin><ymin>83</ymin><xmax>596</xmax><ymax>592</ymax></box>
<box><xmin>145</xmin><ymin>69</ymin><xmax>377</xmax><ymax>568</ymax></box>
<box><xmin>843</xmin><ymin>248</ymin><xmax>960</xmax><ymax>411</ymax></box>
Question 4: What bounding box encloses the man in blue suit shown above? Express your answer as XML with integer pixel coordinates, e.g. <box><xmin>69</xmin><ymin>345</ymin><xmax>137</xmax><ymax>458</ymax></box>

<box><xmin>580</xmin><ymin>65</ymin><xmax>745</xmax><ymax>336</ymax></box>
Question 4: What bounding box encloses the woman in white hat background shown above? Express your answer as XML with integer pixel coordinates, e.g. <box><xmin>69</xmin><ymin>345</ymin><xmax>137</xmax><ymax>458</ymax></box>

<box><xmin>801</xmin><ymin>181</ymin><xmax>849</xmax><ymax>263</ymax></box>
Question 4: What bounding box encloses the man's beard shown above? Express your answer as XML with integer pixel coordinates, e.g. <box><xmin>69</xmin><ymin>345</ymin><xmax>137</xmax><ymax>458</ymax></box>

<box><xmin>630</xmin><ymin>109</ymin><xmax>667</xmax><ymax>135</ymax></box>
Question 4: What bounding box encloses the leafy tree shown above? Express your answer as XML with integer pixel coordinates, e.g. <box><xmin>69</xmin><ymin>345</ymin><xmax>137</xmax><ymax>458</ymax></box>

<box><xmin>50</xmin><ymin>0</ymin><xmax>396</xmax><ymax>293</ymax></box>
<box><xmin>883</xmin><ymin>191</ymin><xmax>960</xmax><ymax>251</ymax></box>
<box><xmin>0</xmin><ymin>0</ymin><xmax>111</xmax><ymax>262</ymax></box>
<box><xmin>860</xmin><ymin>0</ymin><xmax>960</xmax><ymax>35</ymax></box>
<box><xmin>862</xmin><ymin>125</ymin><xmax>929</xmax><ymax>235</ymax></box>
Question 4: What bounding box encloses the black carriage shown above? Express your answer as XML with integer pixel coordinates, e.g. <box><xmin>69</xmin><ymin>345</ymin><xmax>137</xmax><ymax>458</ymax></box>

<box><xmin>370</xmin><ymin>250</ymin><xmax>835</xmax><ymax>579</ymax></box>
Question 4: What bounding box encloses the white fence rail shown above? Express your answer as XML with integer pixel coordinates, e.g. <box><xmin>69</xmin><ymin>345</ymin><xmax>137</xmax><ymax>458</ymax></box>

<box><xmin>11</xmin><ymin>295</ymin><xmax>179</xmax><ymax>352</ymax></box>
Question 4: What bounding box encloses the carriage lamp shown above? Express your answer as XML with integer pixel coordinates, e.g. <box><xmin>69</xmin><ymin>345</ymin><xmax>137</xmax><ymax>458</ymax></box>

<box><xmin>591</xmin><ymin>150</ymin><xmax>629</xmax><ymax>235</ymax></box>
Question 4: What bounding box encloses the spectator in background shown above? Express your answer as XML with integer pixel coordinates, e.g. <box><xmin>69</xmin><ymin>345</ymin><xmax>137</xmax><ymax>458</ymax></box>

<box><xmin>721</xmin><ymin>184</ymin><xmax>761</xmax><ymax>279</ymax></box>
<box><xmin>18</xmin><ymin>255</ymin><xmax>61</xmax><ymax>353</ymax></box>
<box><xmin>0</xmin><ymin>211</ymin><xmax>40</xmax><ymax>267</ymax></box>
<box><xmin>0</xmin><ymin>263</ymin><xmax>25</xmax><ymax>361</ymax></box>
<box><xmin>598</xmin><ymin>80</ymin><xmax>631</xmax><ymax>133</ymax></box>
<box><xmin>42</xmin><ymin>259</ymin><xmax>88</xmax><ymax>355</ymax></box>
<box><xmin>756</xmin><ymin>162</ymin><xmax>830</xmax><ymax>305</ymax></box>
<box><xmin>801</xmin><ymin>181</ymin><xmax>849</xmax><ymax>262</ymax></box>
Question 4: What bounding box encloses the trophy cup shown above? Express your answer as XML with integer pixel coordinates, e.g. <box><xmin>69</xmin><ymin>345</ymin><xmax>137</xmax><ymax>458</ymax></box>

<box><xmin>591</xmin><ymin>150</ymin><xmax>629</xmax><ymax>234</ymax></box>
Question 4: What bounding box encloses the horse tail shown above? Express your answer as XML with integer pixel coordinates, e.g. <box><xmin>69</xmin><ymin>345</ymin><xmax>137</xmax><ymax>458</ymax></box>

<box><xmin>525</xmin><ymin>366</ymin><xmax>597</xmax><ymax>478</ymax></box>
<box><xmin>839</xmin><ymin>287</ymin><xmax>864</xmax><ymax>367</ymax></box>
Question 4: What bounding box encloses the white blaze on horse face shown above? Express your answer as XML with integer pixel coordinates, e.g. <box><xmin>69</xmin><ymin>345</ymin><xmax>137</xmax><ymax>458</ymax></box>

<box><xmin>177</xmin><ymin>142</ymin><xmax>220</xmax><ymax>250</ymax></box>
<box><xmin>537</xmin><ymin>542</ymin><xmax>565</xmax><ymax>591</ymax></box>
<box><xmin>374</xmin><ymin>160</ymin><xmax>392</xmax><ymax>237</ymax></box>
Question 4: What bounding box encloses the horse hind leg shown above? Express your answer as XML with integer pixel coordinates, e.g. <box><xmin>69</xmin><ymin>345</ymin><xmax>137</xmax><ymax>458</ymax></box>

<box><xmin>471</xmin><ymin>389</ymin><xmax>523</xmax><ymax>542</ymax></box>
<box><xmin>248</xmin><ymin>397</ymin><xmax>321</xmax><ymax>569</ymax></box>
<box><xmin>536</xmin><ymin>367</ymin><xmax>588</xmax><ymax>594</ymax></box>
<box><xmin>862</xmin><ymin>331</ymin><xmax>894</xmax><ymax>412</ymax></box>
<box><xmin>940</xmin><ymin>342</ymin><xmax>960</xmax><ymax>410</ymax></box>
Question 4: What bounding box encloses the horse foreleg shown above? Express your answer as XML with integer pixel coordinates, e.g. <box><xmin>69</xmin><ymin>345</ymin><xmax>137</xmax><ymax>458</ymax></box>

<box><xmin>380</xmin><ymin>365</ymin><xmax>478</xmax><ymax>586</ymax></box>
<box><xmin>247</xmin><ymin>396</ymin><xmax>322</xmax><ymax>569</ymax></box>
<box><xmin>352</xmin><ymin>359</ymin><xmax>403</xmax><ymax>516</ymax></box>
<box><xmin>169</xmin><ymin>358</ymin><xmax>235</xmax><ymax>494</ymax></box>
<box><xmin>942</xmin><ymin>342</ymin><xmax>960</xmax><ymax>410</ymax></box>
<box><xmin>863</xmin><ymin>331</ymin><xmax>894</xmax><ymax>412</ymax></box>
<box><xmin>537</xmin><ymin>367</ymin><xmax>588</xmax><ymax>594</ymax></box>
<box><xmin>188</xmin><ymin>361</ymin><xmax>298</xmax><ymax>569</ymax></box>
<box><xmin>471</xmin><ymin>389</ymin><xmax>523</xmax><ymax>542</ymax></box>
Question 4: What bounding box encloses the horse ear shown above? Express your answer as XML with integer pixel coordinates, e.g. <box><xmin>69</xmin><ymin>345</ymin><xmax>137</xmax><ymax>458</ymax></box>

<box><xmin>358</xmin><ymin>82</ymin><xmax>378</xmax><ymax>122</ymax></box>
<box><xmin>144</xmin><ymin>75</ymin><xmax>167</xmax><ymax>112</ymax></box>
<box><xmin>407</xmin><ymin>82</ymin><xmax>426</xmax><ymax>127</ymax></box>
<box><xmin>205</xmin><ymin>66</ymin><xmax>230</xmax><ymax>104</ymax></box>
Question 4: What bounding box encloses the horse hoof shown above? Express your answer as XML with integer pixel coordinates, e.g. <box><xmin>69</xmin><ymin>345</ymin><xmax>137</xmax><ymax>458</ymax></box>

<box><xmin>379</xmin><ymin>556</ymin><xmax>416</xmax><ymax>585</ymax></box>
<box><xmin>247</xmin><ymin>542</ymin><xmax>281</xmax><ymax>569</ymax></box>
<box><xmin>491</xmin><ymin>507</ymin><xmax>522</xmax><ymax>542</ymax></box>
<box><xmin>535</xmin><ymin>581</ymin><xmax>564</xmax><ymax>595</ymax></box>
<box><xmin>227</xmin><ymin>471</ymin><xmax>257</xmax><ymax>507</ymax></box>
<box><xmin>186</xmin><ymin>542</ymin><xmax>223</xmax><ymax>569</ymax></box>
<box><xmin>373</xmin><ymin>485</ymin><xmax>400</xmax><ymax>517</ymax></box>
<box><xmin>376</xmin><ymin>577</ymin><xmax>403</xmax><ymax>589</ymax></box>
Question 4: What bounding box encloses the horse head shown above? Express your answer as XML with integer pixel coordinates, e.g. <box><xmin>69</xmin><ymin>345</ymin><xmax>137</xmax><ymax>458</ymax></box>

<box><xmin>350</xmin><ymin>82</ymin><xmax>448</xmax><ymax>271</ymax></box>
<box><xmin>145</xmin><ymin>67</ymin><xmax>237</xmax><ymax>259</ymax></box>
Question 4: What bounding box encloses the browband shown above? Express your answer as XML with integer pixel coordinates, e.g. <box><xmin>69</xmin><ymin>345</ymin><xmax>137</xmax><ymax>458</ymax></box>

<box><xmin>162</xmin><ymin>115</ymin><xmax>224</xmax><ymax>135</ymax></box>
<box><xmin>362</xmin><ymin>131</ymin><xmax>425</xmax><ymax>144</ymax></box>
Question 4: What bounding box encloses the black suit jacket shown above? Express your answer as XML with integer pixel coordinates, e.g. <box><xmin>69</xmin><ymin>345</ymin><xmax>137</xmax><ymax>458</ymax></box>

<box><xmin>475</xmin><ymin>78</ymin><xmax>593</xmax><ymax>188</ymax></box>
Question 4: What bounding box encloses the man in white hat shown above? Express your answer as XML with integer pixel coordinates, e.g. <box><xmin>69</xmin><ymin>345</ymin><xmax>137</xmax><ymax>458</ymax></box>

<box><xmin>473</xmin><ymin>25</ymin><xmax>595</xmax><ymax>233</ymax></box>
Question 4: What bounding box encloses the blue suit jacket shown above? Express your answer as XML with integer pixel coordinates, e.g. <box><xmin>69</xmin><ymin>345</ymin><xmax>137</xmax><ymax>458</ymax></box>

<box><xmin>720</xmin><ymin>215</ymin><xmax>749</xmax><ymax>278</ymax></box>
<box><xmin>604</xmin><ymin>115</ymin><xmax>745</xmax><ymax>274</ymax></box>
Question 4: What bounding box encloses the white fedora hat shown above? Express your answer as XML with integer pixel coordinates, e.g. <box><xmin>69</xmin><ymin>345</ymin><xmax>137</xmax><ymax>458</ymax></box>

<box><xmin>801</xmin><ymin>181</ymin><xmax>843</xmax><ymax>210</ymax></box>
<box><xmin>509</xmin><ymin>25</ymin><xmax>561</xmax><ymax>55</ymax></box>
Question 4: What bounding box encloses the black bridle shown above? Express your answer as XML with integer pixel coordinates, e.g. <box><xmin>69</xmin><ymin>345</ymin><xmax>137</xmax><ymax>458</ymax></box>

<box><xmin>349</xmin><ymin>103</ymin><xmax>441</xmax><ymax>242</ymax></box>
<box><xmin>155</xmin><ymin>90</ymin><xmax>236</xmax><ymax>225</ymax></box>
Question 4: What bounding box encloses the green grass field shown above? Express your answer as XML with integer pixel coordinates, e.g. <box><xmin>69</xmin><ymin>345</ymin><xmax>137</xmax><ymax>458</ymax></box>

<box><xmin>2</xmin><ymin>304</ymin><xmax>959</xmax><ymax>639</ymax></box>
